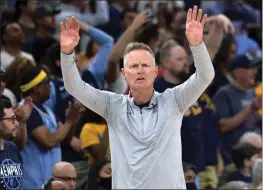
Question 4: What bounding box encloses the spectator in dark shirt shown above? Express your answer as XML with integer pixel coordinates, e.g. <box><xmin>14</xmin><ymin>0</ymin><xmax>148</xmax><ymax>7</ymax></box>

<box><xmin>0</xmin><ymin>99</ymin><xmax>22</xmax><ymax>190</ymax></box>
<box><xmin>87</xmin><ymin>159</ymin><xmax>112</xmax><ymax>190</ymax></box>
<box><xmin>22</xmin><ymin>4</ymin><xmax>60</xmax><ymax>64</ymax></box>
<box><xmin>18</xmin><ymin>67</ymin><xmax>82</xmax><ymax>189</ymax></box>
<box><xmin>228</xmin><ymin>143</ymin><xmax>260</xmax><ymax>183</ymax></box>
<box><xmin>15</xmin><ymin>0</ymin><xmax>37</xmax><ymax>38</ymax></box>
<box><xmin>213</xmin><ymin>52</ymin><xmax>262</xmax><ymax>166</ymax></box>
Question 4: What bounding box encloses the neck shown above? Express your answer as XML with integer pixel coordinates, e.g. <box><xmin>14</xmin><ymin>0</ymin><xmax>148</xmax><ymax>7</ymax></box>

<box><xmin>31</xmin><ymin>94</ymin><xmax>42</xmax><ymax>104</ymax></box>
<box><xmin>0</xmin><ymin>138</ymin><xmax>4</xmax><ymax>150</ymax></box>
<box><xmin>4</xmin><ymin>44</ymin><xmax>21</xmax><ymax>56</ymax></box>
<box><xmin>36</xmin><ymin>28</ymin><xmax>50</xmax><ymax>38</ymax></box>
<box><xmin>232</xmin><ymin>79</ymin><xmax>249</xmax><ymax>92</ymax></box>
<box><xmin>220</xmin><ymin>66</ymin><xmax>228</xmax><ymax>76</ymax></box>
<box><xmin>240</xmin><ymin>167</ymin><xmax>251</xmax><ymax>177</ymax></box>
<box><xmin>130</xmin><ymin>87</ymin><xmax>153</xmax><ymax>105</ymax></box>
<box><xmin>19</xmin><ymin>13</ymin><xmax>34</xmax><ymax>27</ymax></box>
<box><xmin>163</xmin><ymin>70</ymin><xmax>182</xmax><ymax>84</ymax></box>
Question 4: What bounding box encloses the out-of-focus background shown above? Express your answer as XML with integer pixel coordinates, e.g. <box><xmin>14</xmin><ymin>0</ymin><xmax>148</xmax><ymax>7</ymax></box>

<box><xmin>0</xmin><ymin>0</ymin><xmax>262</xmax><ymax>190</ymax></box>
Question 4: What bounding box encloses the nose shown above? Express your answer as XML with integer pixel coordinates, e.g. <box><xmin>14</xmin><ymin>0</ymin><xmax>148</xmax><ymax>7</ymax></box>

<box><xmin>14</xmin><ymin>119</ymin><xmax>19</xmax><ymax>127</ymax></box>
<box><xmin>69</xmin><ymin>180</ymin><xmax>76</xmax><ymax>189</ymax></box>
<box><xmin>137</xmin><ymin>65</ymin><xmax>145</xmax><ymax>74</ymax></box>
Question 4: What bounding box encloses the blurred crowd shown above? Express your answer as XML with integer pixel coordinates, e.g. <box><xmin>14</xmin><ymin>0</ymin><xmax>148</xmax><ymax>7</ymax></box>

<box><xmin>0</xmin><ymin>0</ymin><xmax>262</xmax><ymax>190</ymax></box>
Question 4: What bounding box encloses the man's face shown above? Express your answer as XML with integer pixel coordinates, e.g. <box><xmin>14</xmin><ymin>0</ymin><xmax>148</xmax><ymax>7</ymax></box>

<box><xmin>3</xmin><ymin>23</ymin><xmax>25</xmax><ymax>44</ymax></box>
<box><xmin>122</xmin><ymin>50</ymin><xmax>158</xmax><ymax>91</ymax></box>
<box><xmin>233</xmin><ymin>67</ymin><xmax>257</xmax><ymax>88</ymax></box>
<box><xmin>24</xmin><ymin>0</ymin><xmax>37</xmax><ymax>15</ymax></box>
<box><xmin>184</xmin><ymin>169</ymin><xmax>195</xmax><ymax>183</ymax></box>
<box><xmin>34</xmin><ymin>77</ymin><xmax>51</xmax><ymax>102</ymax></box>
<box><xmin>245</xmin><ymin>153</ymin><xmax>260</xmax><ymax>170</ymax></box>
<box><xmin>0</xmin><ymin>108</ymin><xmax>19</xmax><ymax>139</ymax></box>
<box><xmin>164</xmin><ymin>46</ymin><xmax>189</xmax><ymax>81</ymax></box>
<box><xmin>38</xmin><ymin>15</ymin><xmax>56</xmax><ymax>30</ymax></box>
<box><xmin>53</xmin><ymin>166</ymin><xmax>77</xmax><ymax>190</ymax></box>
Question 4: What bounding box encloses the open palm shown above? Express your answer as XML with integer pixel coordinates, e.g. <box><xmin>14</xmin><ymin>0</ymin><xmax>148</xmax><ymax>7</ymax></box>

<box><xmin>60</xmin><ymin>16</ymin><xmax>80</xmax><ymax>54</ymax></box>
<box><xmin>185</xmin><ymin>6</ymin><xmax>207</xmax><ymax>46</ymax></box>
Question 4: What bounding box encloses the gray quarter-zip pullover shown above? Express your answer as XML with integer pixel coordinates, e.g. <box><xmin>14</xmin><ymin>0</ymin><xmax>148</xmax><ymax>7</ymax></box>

<box><xmin>61</xmin><ymin>42</ymin><xmax>214</xmax><ymax>189</ymax></box>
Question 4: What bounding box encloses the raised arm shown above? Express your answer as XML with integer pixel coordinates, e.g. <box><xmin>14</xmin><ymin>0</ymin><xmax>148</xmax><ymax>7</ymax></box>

<box><xmin>172</xmin><ymin>6</ymin><xmax>215</xmax><ymax>113</ymax></box>
<box><xmin>60</xmin><ymin>16</ymin><xmax>114</xmax><ymax>118</ymax></box>
<box><xmin>106</xmin><ymin>11</ymin><xmax>149</xmax><ymax>83</ymax></box>
<box><xmin>80</xmin><ymin>22</ymin><xmax>114</xmax><ymax>89</ymax></box>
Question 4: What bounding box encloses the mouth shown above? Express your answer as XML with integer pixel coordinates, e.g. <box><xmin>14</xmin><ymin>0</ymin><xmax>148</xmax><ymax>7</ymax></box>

<box><xmin>137</xmin><ymin>77</ymin><xmax>145</xmax><ymax>81</ymax></box>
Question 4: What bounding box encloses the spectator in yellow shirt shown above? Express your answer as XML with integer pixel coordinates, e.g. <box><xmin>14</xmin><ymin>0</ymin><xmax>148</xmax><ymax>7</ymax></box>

<box><xmin>80</xmin><ymin>108</ymin><xmax>110</xmax><ymax>165</ymax></box>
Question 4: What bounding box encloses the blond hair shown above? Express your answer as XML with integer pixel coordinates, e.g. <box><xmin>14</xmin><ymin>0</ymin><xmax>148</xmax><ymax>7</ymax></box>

<box><xmin>123</xmin><ymin>42</ymin><xmax>155</xmax><ymax>67</ymax></box>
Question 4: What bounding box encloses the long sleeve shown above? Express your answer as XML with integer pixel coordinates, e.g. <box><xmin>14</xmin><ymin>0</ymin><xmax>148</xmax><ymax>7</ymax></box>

<box><xmin>172</xmin><ymin>42</ymin><xmax>215</xmax><ymax>113</ymax></box>
<box><xmin>86</xmin><ymin>26</ymin><xmax>114</xmax><ymax>89</ymax></box>
<box><xmin>61</xmin><ymin>52</ymin><xmax>114</xmax><ymax>119</ymax></box>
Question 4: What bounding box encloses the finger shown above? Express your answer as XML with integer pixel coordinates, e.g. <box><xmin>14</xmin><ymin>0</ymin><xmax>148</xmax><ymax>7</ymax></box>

<box><xmin>196</xmin><ymin>9</ymin><xmax>202</xmax><ymax>22</ymax></box>
<box><xmin>71</xmin><ymin>16</ymin><xmax>76</xmax><ymax>30</ymax></box>
<box><xmin>66</xmin><ymin>18</ymin><xmax>70</xmax><ymax>30</ymax></box>
<box><xmin>60</xmin><ymin>22</ymin><xmax>65</xmax><ymax>32</ymax></box>
<box><xmin>201</xmin><ymin>14</ymin><xmax>207</xmax><ymax>26</ymax></box>
<box><xmin>75</xmin><ymin>20</ymin><xmax>80</xmax><ymax>33</ymax></box>
<box><xmin>192</xmin><ymin>5</ymin><xmax>198</xmax><ymax>21</ymax></box>
<box><xmin>186</xmin><ymin>8</ymin><xmax>192</xmax><ymax>23</ymax></box>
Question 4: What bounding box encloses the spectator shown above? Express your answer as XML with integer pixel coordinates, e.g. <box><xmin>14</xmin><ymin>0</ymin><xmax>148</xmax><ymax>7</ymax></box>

<box><xmin>209</xmin><ymin>33</ymin><xmax>236</xmax><ymax>97</ymax></box>
<box><xmin>18</xmin><ymin>67</ymin><xmax>81</xmax><ymax>189</ymax></box>
<box><xmin>0</xmin><ymin>99</ymin><xmax>22</xmax><ymax>190</ymax></box>
<box><xmin>55</xmin><ymin>0</ymin><xmax>109</xmax><ymax>31</ymax></box>
<box><xmin>205</xmin><ymin>1</ymin><xmax>261</xmax><ymax>56</ymax></box>
<box><xmin>5</xmin><ymin>56</ymin><xmax>35</xmax><ymax>102</ymax></box>
<box><xmin>51</xmin><ymin>162</ymin><xmax>77</xmax><ymax>190</ymax></box>
<box><xmin>80</xmin><ymin>108</ymin><xmax>110</xmax><ymax>165</ymax></box>
<box><xmin>87</xmin><ymin>160</ymin><xmax>112</xmax><ymax>190</ymax></box>
<box><xmin>118</xmin><ymin>8</ymin><xmax>138</xmax><ymax>39</ymax></box>
<box><xmin>0</xmin><ymin>22</ymin><xmax>35</xmax><ymax>69</ymax></box>
<box><xmin>22</xmin><ymin>4</ymin><xmax>59</xmax><ymax>64</ymax></box>
<box><xmin>182</xmin><ymin>162</ymin><xmax>197</xmax><ymax>190</ymax></box>
<box><xmin>213</xmin><ymin>52</ymin><xmax>262</xmax><ymax>166</ymax></box>
<box><xmin>55</xmin><ymin>0</ymin><xmax>109</xmax><ymax>52</ymax></box>
<box><xmin>228</xmin><ymin>143</ymin><xmax>260</xmax><ymax>183</ymax></box>
<box><xmin>219</xmin><ymin>181</ymin><xmax>248</xmax><ymax>190</ymax></box>
<box><xmin>98</xmin><ymin>0</ymin><xmax>131</xmax><ymax>41</ymax></box>
<box><xmin>15</xmin><ymin>0</ymin><xmax>37</xmax><ymax>38</ymax></box>
<box><xmin>218</xmin><ymin>131</ymin><xmax>262</xmax><ymax>187</ymax></box>
<box><xmin>252</xmin><ymin>159</ymin><xmax>262</xmax><ymax>190</ymax></box>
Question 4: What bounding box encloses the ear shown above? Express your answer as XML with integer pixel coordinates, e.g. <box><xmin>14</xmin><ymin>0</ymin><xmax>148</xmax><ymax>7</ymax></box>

<box><xmin>121</xmin><ymin>68</ymin><xmax>126</xmax><ymax>79</ymax></box>
<box><xmin>154</xmin><ymin>66</ymin><xmax>158</xmax><ymax>78</ymax></box>
<box><xmin>243</xmin><ymin>158</ymin><xmax>250</xmax><ymax>168</ymax></box>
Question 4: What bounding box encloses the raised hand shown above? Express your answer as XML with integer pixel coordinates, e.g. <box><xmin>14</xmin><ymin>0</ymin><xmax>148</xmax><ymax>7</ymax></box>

<box><xmin>131</xmin><ymin>11</ymin><xmax>150</xmax><ymax>30</ymax></box>
<box><xmin>60</xmin><ymin>16</ymin><xmax>80</xmax><ymax>54</ymax></box>
<box><xmin>185</xmin><ymin>6</ymin><xmax>207</xmax><ymax>46</ymax></box>
<box><xmin>13</xmin><ymin>97</ymin><xmax>33</xmax><ymax>123</ymax></box>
